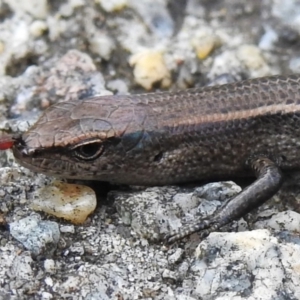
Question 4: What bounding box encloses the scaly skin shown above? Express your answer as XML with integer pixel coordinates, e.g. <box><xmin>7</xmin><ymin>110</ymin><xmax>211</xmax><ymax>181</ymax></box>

<box><xmin>12</xmin><ymin>74</ymin><xmax>300</xmax><ymax>241</ymax></box>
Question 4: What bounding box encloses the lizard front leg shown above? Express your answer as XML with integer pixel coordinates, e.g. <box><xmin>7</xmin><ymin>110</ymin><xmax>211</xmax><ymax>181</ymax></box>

<box><xmin>166</xmin><ymin>157</ymin><xmax>284</xmax><ymax>243</ymax></box>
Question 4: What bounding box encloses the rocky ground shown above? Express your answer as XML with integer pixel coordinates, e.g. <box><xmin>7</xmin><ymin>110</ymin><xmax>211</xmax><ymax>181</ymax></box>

<box><xmin>1</xmin><ymin>0</ymin><xmax>300</xmax><ymax>299</ymax></box>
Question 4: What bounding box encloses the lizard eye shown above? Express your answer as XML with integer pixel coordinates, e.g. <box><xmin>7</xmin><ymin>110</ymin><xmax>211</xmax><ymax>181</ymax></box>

<box><xmin>72</xmin><ymin>140</ymin><xmax>104</xmax><ymax>161</ymax></box>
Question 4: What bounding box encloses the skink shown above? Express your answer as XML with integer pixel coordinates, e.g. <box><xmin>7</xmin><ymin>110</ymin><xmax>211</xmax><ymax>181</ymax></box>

<box><xmin>11</xmin><ymin>74</ymin><xmax>300</xmax><ymax>242</ymax></box>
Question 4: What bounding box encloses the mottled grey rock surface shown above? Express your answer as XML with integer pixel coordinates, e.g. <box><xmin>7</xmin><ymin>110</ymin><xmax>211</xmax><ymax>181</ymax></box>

<box><xmin>1</xmin><ymin>0</ymin><xmax>300</xmax><ymax>299</ymax></box>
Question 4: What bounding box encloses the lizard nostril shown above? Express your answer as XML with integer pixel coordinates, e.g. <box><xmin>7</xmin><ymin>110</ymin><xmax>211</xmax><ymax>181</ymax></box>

<box><xmin>12</xmin><ymin>136</ymin><xmax>35</xmax><ymax>156</ymax></box>
<box><xmin>153</xmin><ymin>151</ymin><xmax>163</xmax><ymax>162</ymax></box>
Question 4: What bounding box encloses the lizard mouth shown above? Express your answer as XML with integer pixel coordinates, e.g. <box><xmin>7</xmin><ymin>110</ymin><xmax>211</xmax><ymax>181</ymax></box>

<box><xmin>12</xmin><ymin>136</ymin><xmax>34</xmax><ymax>158</ymax></box>
<box><xmin>11</xmin><ymin>137</ymin><xmax>57</xmax><ymax>175</ymax></box>
<box><xmin>11</xmin><ymin>135</ymin><xmax>43</xmax><ymax>171</ymax></box>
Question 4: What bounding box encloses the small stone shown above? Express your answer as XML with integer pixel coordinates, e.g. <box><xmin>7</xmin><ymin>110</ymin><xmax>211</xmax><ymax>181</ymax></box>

<box><xmin>272</xmin><ymin>0</ymin><xmax>300</xmax><ymax>30</ymax></box>
<box><xmin>45</xmin><ymin>277</ymin><xmax>54</xmax><ymax>287</ymax></box>
<box><xmin>59</xmin><ymin>276</ymin><xmax>81</xmax><ymax>293</ymax></box>
<box><xmin>254</xmin><ymin>210</ymin><xmax>300</xmax><ymax>232</ymax></box>
<box><xmin>88</xmin><ymin>33</ymin><xmax>115</xmax><ymax>60</ymax></box>
<box><xmin>208</xmin><ymin>50</ymin><xmax>244</xmax><ymax>79</ymax></box>
<box><xmin>41</xmin><ymin>292</ymin><xmax>53</xmax><ymax>300</ymax></box>
<box><xmin>107</xmin><ymin>79</ymin><xmax>129</xmax><ymax>94</ymax></box>
<box><xmin>162</xmin><ymin>269</ymin><xmax>177</xmax><ymax>280</ymax></box>
<box><xmin>129</xmin><ymin>0</ymin><xmax>174</xmax><ymax>38</ymax></box>
<box><xmin>168</xmin><ymin>248</ymin><xmax>184</xmax><ymax>264</ymax></box>
<box><xmin>10</xmin><ymin>215</ymin><xmax>60</xmax><ymax>256</ymax></box>
<box><xmin>10</xmin><ymin>253</ymin><xmax>33</xmax><ymax>280</ymax></box>
<box><xmin>0</xmin><ymin>201</ymin><xmax>8</xmax><ymax>212</ymax></box>
<box><xmin>48</xmin><ymin>0</ymin><xmax>81</xmax><ymax>16</ymax></box>
<box><xmin>259</xmin><ymin>27</ymin><xmax>278</xmax><ymax>50</ymax></box>
<box><xmin>6</xmin><ymin>0</ymin><xmax>48</xmax><ymax>18</ymax></box>
<box><xmin>237</xmin><ymin>44</ymin><xmax>270</xmax><ymax>77</ymax></box>
<box><xmin>44</xmin><ymin>259</ymin><xmax>56</xmax><ymax>273</ymax></box>
<box><xmin>192</xmin><ymin>35</ymin><xmax>221</xmax><ymax>60</ymax></box>
<box><xmin>69</xmin><ymin>0</ymin><xmax>85</xmax><ymax>8</ymax></box>
<box><xmin>96</xmin><ymin>0</ymin><xmax>127</xmax><ymax>12</ymax></box>
<box><xmin>31</xmin><ymin>181</ymin><xmax>97</xmax><ymax>224</ymax></box>
<box><xmin>29</xmin><ymin>20</ymin><xmax>48</xmax><ymax>37</ymax></box>
<box><xmin>176</xmin><ymin>296</ymin><xmax>197</xmax><ymax>300</ymax></box>
<box><xmin>59</xmin><ymin>3</ymin><xmax>75</xmax><ymax>17</ymax></box>
<box><xmin>69</xmin><ymin>242</ymin><xmax>84</xmax><ymax>255</ymax></box>
<box><xmin>129</xmin><ymin>50</ymin><xmax>171</xmax><ymax>90</ymax></box>
<box><xmin>289</xmin><ymin>57</ymin><xmax>300</xmax><ymax>73</ymax></box>
<box><xmin>60</xmin><ymin>225</ymin><xmax>75</xmax><ymax>233</ymax></box>
<box><xmin>86</xmin><ymin>292</ymin><xmax>110</xmax><ymax>300</ymax></box>
<box><xmin>194</xmin><ymin>181</ymin><xmax>241</xmax><ymax>202</ymax></box>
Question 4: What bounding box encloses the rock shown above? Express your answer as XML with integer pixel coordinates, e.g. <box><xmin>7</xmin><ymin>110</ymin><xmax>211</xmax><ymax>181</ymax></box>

<box><xmin>128</xmin><ymin>0</ymin><xmax>175</xmax><ymax>38</ymax></box>
<box><xmin>254</xmin><ymin>210</ymin><xmax>300</xmax><ymax>232</ymax></box>
<box><xmin>113</xmin><ymin>182</ymin><xmax>241</xmax><ymax>241</ymax></box>
<box><xmin>10</xmin><ymin>215</ymin><xmax>60</xmax><ymax>256</ymax></box>
<box><xmin>96</xmin><ymin>0</ymin><xmax>127</xmax><ymax>12</ymax></box>
<box><xmin>5</xmin><ymin>0</ymin><xmax>48</xmax><ymax>18</ymax></box>
<box><xmin>168</xmin><ymin>248</ymin><xmax>184</xmax><ymax>264</ymax></box>
<box><xmin>192</xmin><ymin>34</ymin><xmax>221</xmax><ymax>60</ymax></box>
<box><xmin>208</xmin><ymin>45</ymin><xmax>271</xmax><ymax>80</ymax></box>
<box><xmin>88</xmin><ymin>32</ymin><xmax>115</xmax><ymax>60</ymax></box>
<box><xmin>272</xmin><ymin>0</ymin><xmax>300</xmax><ymax>32</ymax></box>
<box><xmin>8</xmin><ymin>50</ymin><xmax>108</xmax><ymax>116</ymax></box>
<box><xmin>129</xmin><ymin>50</ymin><xmax>171</xmax><ymax>90</ymax></box>
<box><xmin>188</xmin><ymin>229</ymin><xmax>300</xmax><ymax>299</ymax></box>
<box><xmin>237</xmin><ymin>44</ymin><xmax>271</xmax><ymax>77</ymax></box>
<box><xmin>44</xmin><ymin>259</ymin><xmax>56</xmax><ymax>274</ymax></box>
<box><xmin>289</xmin><ymin>57</ymin><xmax>300</xmax><ymax>73</ymax></box>
<box><xmin>106</xmin><ymin>79</ymin><xmax>129</xmax><ymax>94</ymax></box>
<box><xmin>10</xmin><ymin>252</ymin><xmax>34</xmax><ymax>280</ymax></box>
<box><xmin>259</xmin><ymin>27</ymin><xmax>279</xmax><ymax>50</ymax></box>
<box><xmin>60</xmin><ymin>225</ymin><xmax>75</xmax><ymax>233</ymax></box>
<box><xmin>31</xmin><ymin>181</ymin><xmax>97</xmax><ymax>225</ymax></box>
<box><xmin>41</xmin><ymin>292</ymin><xmax>54</xmax><ymax>300</ymax></box>
<box><xmin>29</xmin><ymin>20</ymin><xmax>48</xmax><ymax>37</ymax></box>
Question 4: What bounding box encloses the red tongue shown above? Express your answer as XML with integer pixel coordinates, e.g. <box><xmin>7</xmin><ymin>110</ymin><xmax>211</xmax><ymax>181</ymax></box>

<box><xmin>0</xmin><ymin>135</ymin><xmax>15</xmax><ymax>150</ymax></box>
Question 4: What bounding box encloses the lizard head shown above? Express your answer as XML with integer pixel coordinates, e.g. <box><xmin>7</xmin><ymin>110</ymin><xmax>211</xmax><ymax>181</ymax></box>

<box><xmin>12</xmin><ymin>95</ymin><xmax>157</xmax><ymax>184</ymax></box>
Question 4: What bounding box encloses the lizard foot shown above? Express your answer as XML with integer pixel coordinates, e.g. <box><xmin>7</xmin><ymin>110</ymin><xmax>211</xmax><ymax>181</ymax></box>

<box><xmin>165</xmin><ymin>219</ymin><xmax>221</xmax><ymax>243</ymax></box>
